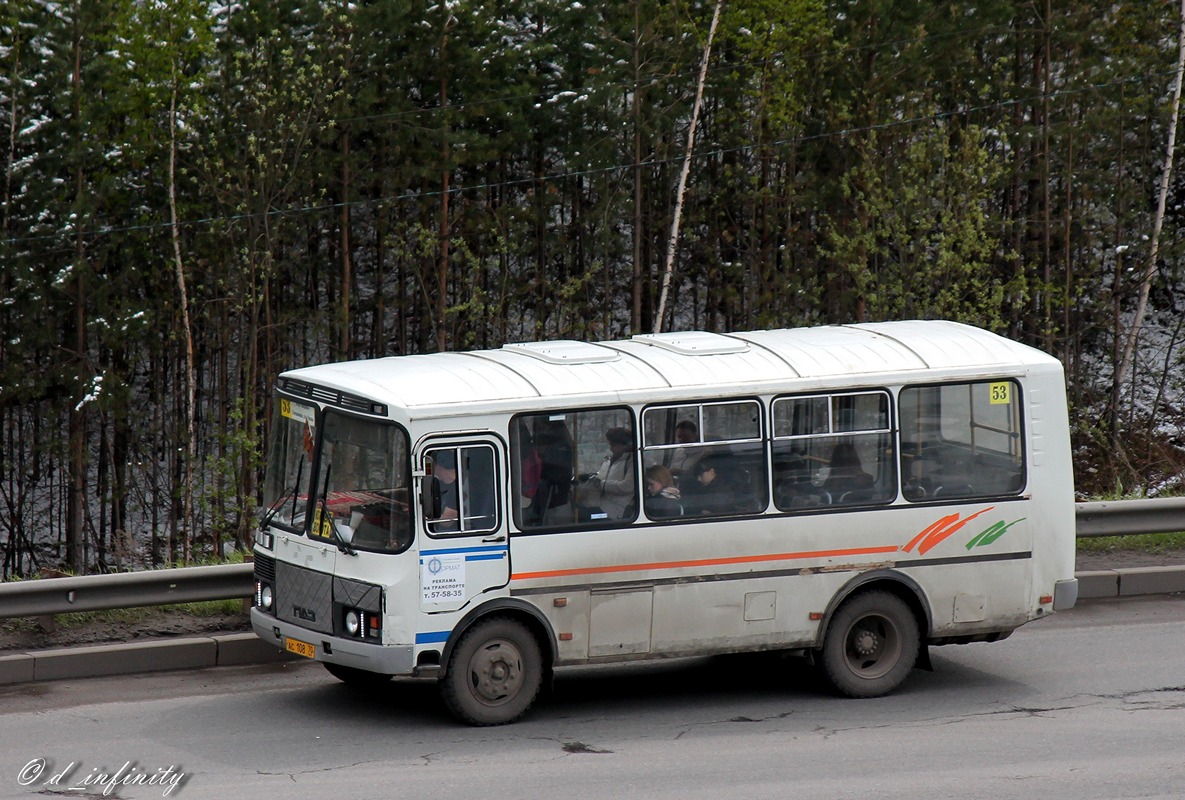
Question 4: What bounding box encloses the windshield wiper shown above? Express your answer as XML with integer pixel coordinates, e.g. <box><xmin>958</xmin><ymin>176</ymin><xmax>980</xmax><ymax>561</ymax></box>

<box><xmin>260</xmin><ymin>456</ymin><xmax>305</xmax><ymax>532</ymax></box>
<box><xmin>318</xmin><ymin>463</ymin><xmax>356</xmax><ymax>557</ymax></box>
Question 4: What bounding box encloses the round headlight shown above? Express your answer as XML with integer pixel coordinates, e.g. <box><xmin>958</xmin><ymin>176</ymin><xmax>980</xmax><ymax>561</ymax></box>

<box><xmin>345</xmin><ymin>610</ymin><xmax>361</xmax><ymax>636</ymax></box>
<box><xmin>260</xmin><ymin>584</ymin><xmax>273</xmax><ymax>610</ymax></box>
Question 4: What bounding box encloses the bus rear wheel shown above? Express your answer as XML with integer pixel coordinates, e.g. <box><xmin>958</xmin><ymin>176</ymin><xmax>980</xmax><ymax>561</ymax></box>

<box><xmin>440</xmin><ymin>616</ymin><xmax>543</xmax><ymax>726</ymax></box>
<box><xmin>819</xmin><ymin>590</ymin><xmax>920</xmax><ymax>698</ymax></box>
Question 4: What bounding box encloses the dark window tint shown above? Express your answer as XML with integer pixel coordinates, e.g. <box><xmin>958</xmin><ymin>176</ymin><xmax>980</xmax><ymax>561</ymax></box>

<box><xmin>771</xmin><ymin>391</ymin><xmax>895</xmax><ymax>511</ymax></box>
<box><xmin>642</xmin><ymin>400</ymin><xmax>767</xmax><ymax>519</ymax></box>
<box><xmin>512</xmin><ymin>408</ymin><xmax>637</xmax><ymax>530</ymax></box>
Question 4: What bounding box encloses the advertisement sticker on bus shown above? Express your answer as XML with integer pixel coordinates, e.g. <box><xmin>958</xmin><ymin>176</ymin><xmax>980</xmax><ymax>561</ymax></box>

<box><xmin>421</xmin><ymin>553</ymin><xmax>466</xmax><ymax>603</ymax></box>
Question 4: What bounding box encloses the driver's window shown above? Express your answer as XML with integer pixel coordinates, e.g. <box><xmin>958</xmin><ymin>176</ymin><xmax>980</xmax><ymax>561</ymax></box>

<box><xmin>423</xmin><ymin>444</ymin><xmax>499</xmax><ymax>535</ymax></box>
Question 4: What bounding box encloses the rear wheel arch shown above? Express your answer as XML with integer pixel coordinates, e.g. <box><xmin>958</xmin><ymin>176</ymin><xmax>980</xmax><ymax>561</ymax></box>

<box><xmin>816</xmin><ymin>569</ymin><xmax>932</xmax><ymax>647</ymax></box>
<box><xmin>817</xmin><ymin>588</ymin><xmax>922</xmax><ymax>697</ymax></box>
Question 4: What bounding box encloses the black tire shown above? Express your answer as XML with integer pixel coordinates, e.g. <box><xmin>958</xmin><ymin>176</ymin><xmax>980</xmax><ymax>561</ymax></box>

<box><xmin>440</xmin><ymin>616</ymin><xmax>543</xmax><ymax>726</ymax></box>
<box><xmin>323</xmin><ymin>662</ymin><xmax>392</xmax><ymax>689</ymax></box>
<box><xmin>818</xmin><ymin>590</ymin><xmax>920</xmax><ymax>698</ymax></box>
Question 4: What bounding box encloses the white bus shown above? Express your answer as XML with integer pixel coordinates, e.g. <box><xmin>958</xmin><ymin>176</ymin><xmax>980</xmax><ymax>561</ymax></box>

<box><xmin>251</xmin><ymin>320</ymin><xmax>1078</xmax><ymax>725</ymax></box>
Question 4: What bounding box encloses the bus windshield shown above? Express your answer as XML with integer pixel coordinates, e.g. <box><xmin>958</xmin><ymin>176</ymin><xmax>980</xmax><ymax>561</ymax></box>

<box><xmin>309</xmin><ymin>410</ymin><xmax>413</xmax><ymax>553</ymax></box>
<box><xmin>261</xmin><ymin>398</ymin><xmax>317</xmax><ymax>531</ymax></box>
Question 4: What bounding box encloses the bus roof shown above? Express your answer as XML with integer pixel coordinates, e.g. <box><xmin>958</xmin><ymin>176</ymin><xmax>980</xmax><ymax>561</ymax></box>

<box><xmin>280</xmin><ymin>320</ymin><xmax>1062</xmax><ymax>414</ymax></box>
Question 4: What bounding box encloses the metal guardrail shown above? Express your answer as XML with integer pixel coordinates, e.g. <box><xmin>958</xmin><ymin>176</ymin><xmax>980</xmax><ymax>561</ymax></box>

<box><xmin>0</xmin><ymin>563</ymin><xmax>252</xmax><ymax>620</ymax></box>
<box><xmin>1</xmin><ymin>498</ymin><xmax>1182</xmax><ymax>620</ymax></box>
<box><xmin>1074</xmin><ymin>496</ymin><xmax>1185</xmax><ymax>538</ymax></box>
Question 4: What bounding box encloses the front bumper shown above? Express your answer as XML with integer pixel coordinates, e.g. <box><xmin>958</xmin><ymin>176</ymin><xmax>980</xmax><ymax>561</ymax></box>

<box><xmin>251</xmin><ymin>608</ymin><xmax>415</xmax><ymax>676</ymax></box>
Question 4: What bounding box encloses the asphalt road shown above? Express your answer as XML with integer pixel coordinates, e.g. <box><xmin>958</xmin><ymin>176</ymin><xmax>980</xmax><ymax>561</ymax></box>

<box><xmin>0</xmin><ymin>595</ymin><xmax>1181</xmax><ymax>800</ymax></box>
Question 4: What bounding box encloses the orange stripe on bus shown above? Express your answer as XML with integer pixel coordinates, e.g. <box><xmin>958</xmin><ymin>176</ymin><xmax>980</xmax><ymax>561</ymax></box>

<box><xmin>510</xmin><ymin>545</ymin><xmax>900</xmax><ymax>582</ymax></box>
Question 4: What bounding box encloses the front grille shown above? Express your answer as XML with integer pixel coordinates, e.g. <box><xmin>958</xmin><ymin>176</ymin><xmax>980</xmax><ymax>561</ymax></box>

<box><xmin>334</xmin><ymin>576</ymin><xmax>382</xmax><ymax>614</ymax></box>
<box><xmin>276</xmin><ymin>561</ymin><xmax>334</xmax><ymax>634</ymax></box>
<box><xmin>254</xmin><ymin>553</ymin><xmax>276</xmax><ymax>584</ymax></box>
<box><xmin>279</xmin><ymin>378</ymin><xmax>386</xmax><ymax>416</ymax></box>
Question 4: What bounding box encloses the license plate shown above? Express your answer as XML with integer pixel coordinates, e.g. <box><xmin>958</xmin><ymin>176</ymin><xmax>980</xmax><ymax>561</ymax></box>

<box><xmin>285</xmin><ymin>637</ymin><xmax>316</xmax><ymax>659</ymax></box>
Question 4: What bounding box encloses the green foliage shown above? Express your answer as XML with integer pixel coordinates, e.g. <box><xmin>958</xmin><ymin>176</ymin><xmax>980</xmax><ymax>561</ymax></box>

<box><xmin>820</xmin><ymin>124</ymin><xmax>1016</xmax><ymax>328</ymax></box>
<box><xmin>1078</xmin><ymin>533</ymin><xmax>1185</xmax><ymax>555</ymax></box>
<box><xmin>5</xmin><ymin>0</ymin><xmax>1185</xmax><ymax>572</ymax></box>
<box><xmin>201</xmin><ymin>399</ymin><xmax>263</xmax><ymax>549</ymax></box>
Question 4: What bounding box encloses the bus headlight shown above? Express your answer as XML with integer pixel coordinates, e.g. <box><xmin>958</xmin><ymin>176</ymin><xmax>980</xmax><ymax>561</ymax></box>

<box><xmin>257</xmin><ymin>583</ymin><xmax>274</xmax><ymax>611</ymax></box>
<box><xmin>340</xmin><ymin>607</ymin><xmax>380</xmax><ymax>640</ymax></box>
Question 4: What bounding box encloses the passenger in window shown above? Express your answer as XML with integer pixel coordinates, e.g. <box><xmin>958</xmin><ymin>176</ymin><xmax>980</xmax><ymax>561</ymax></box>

<box><xmin>427</xmin><ymin>450</ymin><xmax>460</xmax><ymax>532</ymax></box>
<box><xmin>667</xmin><ymin>420</ymin><xmax>702</xmax><ymax>478</ymax></box>
<box><xmin>684</xmin><ymin>455</ymin><xmax>748</xmax><ymax>516</ymax></box>
<box><xmin>775</xmin><ymin>454</ymin><xmax>829</xmax><ymax>508</ymax></box>
<box><xmin>823</xmin><ymin>442</ymin><xmax>874</xmax><ymax>502</ymax></box>
<box><xmin>528</xmin><ymin>420</ymin><xmax>574</xmax><ymax>525</ymax></box>
<box><xmin>903</xmin><ymin>445</ymin><xmax>942</xmax><ymax>499</ymax></box>
<box><xmin>587</xmin><ymin>427</ymin><xmax>635</xmax><ymax>519</ymax></box>
<box><xmin>516</xmin><ymin>422</ymin><xmax>542</xmax><ymax>512</ymax></box>
<box><xmin>901</xmin><ymin>456</ymin><xmax>928</xmax><ymax>501</ymax></box>
<box><xmin>644</xmin><ymin>464</ymin><xmax>682</xmax><ymax>518</ymax></box>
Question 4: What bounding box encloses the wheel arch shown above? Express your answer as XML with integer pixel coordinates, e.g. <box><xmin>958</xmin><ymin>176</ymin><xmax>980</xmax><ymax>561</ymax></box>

<box><xmin>815</xmin><ymin>569</ymin><xmax>933</xmax><ymax>649</ymax></box>
<box><xmin>440</xmin><ymin>597</ymin><xmax>559</xmax><ymax>675</ymax></box>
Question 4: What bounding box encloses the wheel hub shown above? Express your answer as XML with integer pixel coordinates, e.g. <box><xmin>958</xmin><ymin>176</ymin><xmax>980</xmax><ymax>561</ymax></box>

<box><xmin>853</xmin><ymin>628</ymin><xmax>880</xmax><ymax>657</ymax></box>
<box><xmin>469</xmin><ymin>640</ymin><xmax>523</xmax><ymax>704</ymax></box>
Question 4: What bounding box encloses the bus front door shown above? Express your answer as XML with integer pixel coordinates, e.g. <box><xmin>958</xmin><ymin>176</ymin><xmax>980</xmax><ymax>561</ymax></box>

<box><xmin>417</xmin><ymin>438</ymin><xmax>509</xmax><ymax>614</ymax></box>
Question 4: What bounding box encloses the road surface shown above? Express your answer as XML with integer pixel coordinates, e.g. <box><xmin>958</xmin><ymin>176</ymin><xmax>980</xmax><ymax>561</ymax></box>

<box><xmin>0</xmin><ymin>595</ymin><xmax>1181</xmax><ymax>800</ymax></box>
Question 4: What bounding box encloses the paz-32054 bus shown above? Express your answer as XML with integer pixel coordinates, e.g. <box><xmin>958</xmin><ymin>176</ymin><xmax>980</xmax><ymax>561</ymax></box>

<box><xmin>250</xmin><ymin>321</ymin><xmax>1078</xmax><ymax>725</ymax></box>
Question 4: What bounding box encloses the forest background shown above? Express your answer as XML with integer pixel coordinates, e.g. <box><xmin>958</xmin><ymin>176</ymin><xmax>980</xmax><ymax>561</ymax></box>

<box><xmin>4</xmin><ymin>0</ymin><xmax>1185</xmax><ymax>578</ymax></box>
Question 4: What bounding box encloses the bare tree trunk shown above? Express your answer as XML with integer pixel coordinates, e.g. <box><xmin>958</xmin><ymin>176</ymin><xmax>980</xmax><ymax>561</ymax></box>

<box><xmin>1041</xmin><ymin>0</ymin><xmax>1053</xmax><ymax>347</ymax></box>
<box><xmin>630</xmin><ymin>0</ymin><xmax>644</xmax><ymax>334</ymax></box>
<box><xmin>1108</xmin><ymin>89</ymin><xmax>1129</xmax><ymax>443</ymax></box>
<box><xmin>169</xmin><ymin>83</ymin><xmax>196</xmax><ymax>564</ymax></box>
<box><xmin>653</xmin><ymin>0</ymin><xmax>723</xmax><ymax>334</ymax></box>
<box><xmin>436</xmin><ymin>6</ymin><xmax>452</xmax><ymax>352</ymax></box>
<box><xmin>2</xmin><ymin>20</ymin><xmax>20</xmax><ymax>240</ymax></box>
<box><xmin>340</xmin><ymin>128</ymin><xmax>352</xmax><ymax>360</ymax></box>
<box><xmin>1114</xmin><ymin>0</ymin><xmax>1185</xmax><ymax>398</ymax></box>
<box><xmin>67</xmin><ymin>11</ymin><xmax>86</xmax><ymax>574</ymax></box>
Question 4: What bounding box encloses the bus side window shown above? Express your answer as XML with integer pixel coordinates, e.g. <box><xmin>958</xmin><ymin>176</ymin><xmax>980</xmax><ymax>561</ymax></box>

<box><xmin>512</xmin><ymin>408</ymin><xmax>635</xmax><ymax>530</ymax></box>
<box><xmin>771</xmin><ymin>391</ymin><xmax>894</xmax><ymax>511</ymax></box>
<box><xmin>424</xmin><ymin>444</ymin><xmax>499</xmax><ymax>535</ymax></box>
<box><xmin>643</xmin><ymin>399</ymin><xmax>766</xmax><ymax>519</ymax></box>
<box><xmin>463</xmin><ymin>446</ymin><xmax>497</xmax><ymax>530</ymax></box>
<box><xmin>899</xmin><ymin>380</ymin><xmax>1025</xmax><ymax>502</ymax></box>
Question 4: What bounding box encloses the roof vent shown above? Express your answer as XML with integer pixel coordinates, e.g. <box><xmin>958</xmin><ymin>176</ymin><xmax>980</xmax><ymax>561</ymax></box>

<box><xmin>631</xmin><ymin>331</ymin><xmax>749</xmax><ymax>356</ymax></box>
<box><xmin>502</xmin><ymin>340</ymin><xmax>620</xmax><ymax>365</ymax></box>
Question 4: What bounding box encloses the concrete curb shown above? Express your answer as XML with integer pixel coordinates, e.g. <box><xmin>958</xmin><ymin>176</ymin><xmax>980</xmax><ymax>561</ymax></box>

<box><xmin>1075</xmin><ymin>565</ymin><xmax>1185</xmax><ymax>599</ymax></box>
<box><xmin>0</xmin><ymin>566</ymin><xmax>1180</xmax><ymax>687</ymax></box>
<box><xmin>0</xmin><ymin>632</ymin><xmax>296</xmax><ymax>686</ymax></box>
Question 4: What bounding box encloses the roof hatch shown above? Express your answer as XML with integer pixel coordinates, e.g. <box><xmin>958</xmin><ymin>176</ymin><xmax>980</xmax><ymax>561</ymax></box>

<box><xmin>631</xmin><ymin>330</ymin><xmax>750</xmax><ymax>356</ymax></box>
<box><xmin>502</xmin><ymin>340</ymin><xmax>620</xmax><ymax>365</ymax></box>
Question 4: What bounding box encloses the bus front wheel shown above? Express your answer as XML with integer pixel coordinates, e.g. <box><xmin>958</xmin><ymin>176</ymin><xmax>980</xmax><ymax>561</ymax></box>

<box><xmin>819</xmin><ymin>590</ymin><xmax>920</xmax><ymax>698</ymax></box>
<box><xmin>440</xmin><ymin>616</ymin><xmax>543</xmax><ymax>726</ymax></box>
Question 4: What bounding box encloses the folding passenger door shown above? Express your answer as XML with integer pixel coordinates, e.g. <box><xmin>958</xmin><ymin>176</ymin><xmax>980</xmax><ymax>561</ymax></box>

<box><xmin>416</xmin><ymin>436</ymin><xmax>510</xmax><ymax>614</ymax></box>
